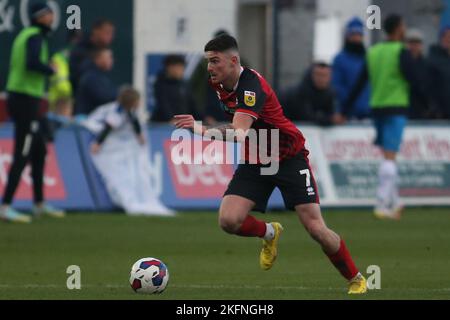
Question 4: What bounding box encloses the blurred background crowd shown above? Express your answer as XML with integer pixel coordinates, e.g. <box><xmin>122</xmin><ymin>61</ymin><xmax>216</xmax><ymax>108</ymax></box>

<box><xmin>0</xmin><ymin>0</ymin><xmax>450</xmax><ymax>215</ymax></box>
<box><xmin>1</xmin><ymin>0</ymin><xmax>450</xmax><ymax>127</ymax></box>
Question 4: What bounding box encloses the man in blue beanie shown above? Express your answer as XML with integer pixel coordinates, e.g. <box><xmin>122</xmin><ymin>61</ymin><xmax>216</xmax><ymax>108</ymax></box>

<box><xmin>332</xmin><ymin>17</ymin><xmax>370</xmax><ymax>120</ymax></box>
<box><xmin>427</xmin><ymin>24</ymin><xmax>450</xmax><ymax>119</ymax></box>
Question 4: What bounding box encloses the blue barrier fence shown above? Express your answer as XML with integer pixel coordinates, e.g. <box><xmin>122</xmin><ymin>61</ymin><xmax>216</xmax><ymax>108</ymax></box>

<box><xmin>0</xmin><ymin>124</ymin><xmax>282</xmax><ymax>211</ymax></box>
<box><xmin>0</xmin><ymin>124</ymin><xmax>101</xmax><ymax>211</ymax></box>
<box><xmin>2</xmin><ymin>122</ymin><xmax>449</xmax><ymax>211</ymax></box>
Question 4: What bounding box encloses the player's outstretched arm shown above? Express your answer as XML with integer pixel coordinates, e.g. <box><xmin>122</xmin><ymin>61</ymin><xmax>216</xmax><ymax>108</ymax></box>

<box><xmin>173</xmin><ymin>114</ymin><xmax>206</xmax><ymax>136</ymax></box>
<box><xmin>173</xmin><ymin>113</ymin><xmax>254</xmax><ymax>143</ymax></box>
<box><xmin>203</xmin><ymin>113</ymin><xmax>254</xmax><ymax>143</ymax></box>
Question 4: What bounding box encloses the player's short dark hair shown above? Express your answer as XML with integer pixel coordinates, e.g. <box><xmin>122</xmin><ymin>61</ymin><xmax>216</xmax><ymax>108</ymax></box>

<box><xmin>163</xmin><ymin>54</ymin><xmax>185</xmax><ymax>68</ymax></box>
<box><xmin>214</xmin><ymin>29</ymin><xmax>230</xmax><ymax>38</ymax></box>
<box><xmin>384</xmin><ymin>14</ymin><xmax>403</xmax><ymax>35</ymax></box>
<box><xmin>92</xmin><ymin>18</ymin><xmax>114</xmax><ymax>30</ymax></box>
<box><xmin>204</xmin><ymin>34</ymin><xmax>239</xmax><ymax>52</ymax></box>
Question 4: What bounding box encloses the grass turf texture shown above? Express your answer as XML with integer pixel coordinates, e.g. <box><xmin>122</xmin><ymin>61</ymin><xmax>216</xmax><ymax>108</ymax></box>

<box><xmin>0</xmin><ymin>208</ymin><xmax>449</xmax><ymax>300</ymax></box>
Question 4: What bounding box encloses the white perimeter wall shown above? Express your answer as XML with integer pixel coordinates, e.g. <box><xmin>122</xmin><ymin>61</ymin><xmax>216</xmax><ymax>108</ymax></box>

<box><xmin>133</xmin><ymin>0</ymin><xmax>238</xmax><ymax>99</ymax></box>
<box><xmin>314</xmin><ymin>0</ymin><xmax>371</xmax><ymax>63</ymax></box>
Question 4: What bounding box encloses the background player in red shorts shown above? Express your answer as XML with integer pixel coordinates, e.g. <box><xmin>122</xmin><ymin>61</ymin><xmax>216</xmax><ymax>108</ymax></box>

<box><xmin>174</xmin><ymin>34</ymin><xmax>367</xmax><ymax>294</ymax></box>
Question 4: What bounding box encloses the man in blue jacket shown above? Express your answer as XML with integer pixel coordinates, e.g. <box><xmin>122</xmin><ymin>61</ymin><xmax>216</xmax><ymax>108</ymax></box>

<box><xmin>332</xmin><ymin>17</ymin><xmax>370</xmax><ymax>120</ymax></box>
<box><xmin>69</xmin><ymin>19</ymin><xmax>115</xmax><ymax>95</ymax></box>
<box><xmin>74</xmin><ymin>47</ymin><xmax>118</xmax><ymax>116</ymax></box>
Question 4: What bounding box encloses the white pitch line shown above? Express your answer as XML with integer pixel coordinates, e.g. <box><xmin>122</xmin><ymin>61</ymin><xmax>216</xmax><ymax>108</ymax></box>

<box><xmin>0</xmin><ymin>284</ymin><xmax>316</xmax><ymax>290</ymax></box>
<box><xmin>0</xmin><ymin>284</ymin><xmax>450</xmax><ymax>292</ymax></box>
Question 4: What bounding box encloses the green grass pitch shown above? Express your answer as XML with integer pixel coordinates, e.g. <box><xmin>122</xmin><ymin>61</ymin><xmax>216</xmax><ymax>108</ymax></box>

<box><xmin>0</xmin><ymin>208</ymin><xmax>449</xmax><ymax>300</ymax></box>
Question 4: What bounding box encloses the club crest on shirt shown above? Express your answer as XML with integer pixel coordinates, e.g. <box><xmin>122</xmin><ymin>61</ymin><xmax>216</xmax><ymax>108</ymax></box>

<box><xmin>244</xmin><ymin>91</ymin><xmax>256</xmax><ymax>107</ymax></box>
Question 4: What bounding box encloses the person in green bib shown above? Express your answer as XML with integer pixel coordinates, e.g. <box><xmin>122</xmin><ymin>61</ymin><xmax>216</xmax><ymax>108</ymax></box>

<box><xmin>344</xmin><ymin>14</ymin><xmax>419</xmax><ymax>220</ymax></box>
<box><xmin>48</xmin><ymin>30</ymin><xmax>82</xmax><ymax>120</ymax></box>
<box><xmin>0</xmin><ymin>2</ymin><xmax>65</xmax><ymax>223</ymax></box>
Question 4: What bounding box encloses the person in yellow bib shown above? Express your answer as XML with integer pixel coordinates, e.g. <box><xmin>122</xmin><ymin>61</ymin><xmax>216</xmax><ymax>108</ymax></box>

<box><xmin>48</xmin><ymin>50</ymin><xmax>73</xmax><ymax>117</ymax></box>
<box><xmin>344</xmin><ymin>14</ymin><xmax>420</xmax><ymax>220</ymax></box>
<box><xmin>0</xmin><ymin>2</ymin><xmax>65</xmax><ymax>224</ymax></box>
<box><xmin>48</xmin><ymin>30</ymin><xmax>82</xmax><ymax>120</ymax></box>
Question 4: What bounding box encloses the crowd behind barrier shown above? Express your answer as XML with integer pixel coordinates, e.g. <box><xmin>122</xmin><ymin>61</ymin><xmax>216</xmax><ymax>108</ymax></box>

<box><xmin>2</xmin><ymin>10</ymin><xmax>450</xmax><ymax>215</ymax></box>
<box><xmin>0</xmin><ymin>121</ymin><xmax>448</xmax><ymax>212</ymax></box>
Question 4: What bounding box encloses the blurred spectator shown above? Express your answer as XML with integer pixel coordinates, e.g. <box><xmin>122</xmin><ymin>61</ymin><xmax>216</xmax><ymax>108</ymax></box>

<box><xmin>283</xmin><ymin>63</ymin><xmax>341</xmax><ymax>126</ymax></box>
<box><xmin>69</xmin><ymin>19</ymin><xmax>115</xmax><ymax>94</ymax></box>
<box><xmin>1</xmin><ymin>1</ymin><xmax>64</xmax><ymax>223</ymax></box>
<box><xmin>89</xmin><ymin>86</ymin><xmax>145</xmax><ymax>155</ymax></box>
<box><xmin>84</xmin><ymin>86</ymin><xmax>174</xmax><ymax>217</ymax></box>
<box><xmin>344</xmin><ymin>14</ymin><xmax>420</xmax><ymax>219</ymax></box>
<box><xmin>74</xmin><ymin>47</ymin><xmax>117</xmax><ymax>116</ymax></box>
<box><xmin>427</xmin><ymin>24</ymin><xmax>450</xmax><ymax>119</ymax></box>
<box><xmin>151</xmin><ymin>54</ymin><xmax>200</xmax><ymax>122</ymax></box>
<box><xmin>332</xmin><ymin>17</ymin><xmax>370</xmax><ymax>120</ymax></box>
<box><xmin>405</xmin><ymin>29</ymin><xmax>431</xmax><ymax>119</ymax></box>
<box><xmin>48</xmin><ymin>30</ymin><xmax>83</xmax><ymax>119</ymax></box>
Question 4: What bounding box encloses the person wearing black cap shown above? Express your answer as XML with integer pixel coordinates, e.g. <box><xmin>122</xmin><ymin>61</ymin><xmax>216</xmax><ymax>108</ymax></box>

<box><xmin>1</xmin><ymin>1</ymin><xmax>65</xmax><ymax>223</ymax></box>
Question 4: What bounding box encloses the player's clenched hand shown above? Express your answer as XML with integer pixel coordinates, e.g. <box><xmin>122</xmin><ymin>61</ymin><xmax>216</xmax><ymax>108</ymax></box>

<box><xmin>173</xmin><ymin>114</ymin><xmax>195</xmax><ymax>129</ymax></box>
<box><xmin>173</xmin><ymin>115</ymin><xmax>205</xmax><ymax>135</ymax></box>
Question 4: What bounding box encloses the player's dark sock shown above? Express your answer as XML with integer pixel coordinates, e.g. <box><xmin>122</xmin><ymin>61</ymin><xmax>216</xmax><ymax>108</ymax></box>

<box><xmin>326</xmin><ymin>239</ymin><xmax>359</xmax><ymax>281</ymax></box>
<box><xmin>237</xmin><ymin>215</ymin><xmax>266</xmax><ymax>237</ymax></box>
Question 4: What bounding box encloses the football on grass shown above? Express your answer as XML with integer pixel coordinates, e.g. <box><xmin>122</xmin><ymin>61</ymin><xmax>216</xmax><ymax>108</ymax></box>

<box><xmin>129</xmin><ymin>257</ymin><xmax>169</xmax><ymax>294</ymax></box>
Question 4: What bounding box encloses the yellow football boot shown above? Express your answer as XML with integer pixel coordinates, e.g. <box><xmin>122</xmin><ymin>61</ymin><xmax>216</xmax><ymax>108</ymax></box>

<box><xmin>259</xmin><ymin>222</ymin><xmax>283</xmax><ymax>271</ymax></box>
<box><xmin>348</xmin><ymin>273</ymin><xmax>368</xmax><ymax>294</ymax></box>
<box><xmin>374</xmin><ymin>207</ymin><xmax>403</xmax><ymax>220</ymax></box>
